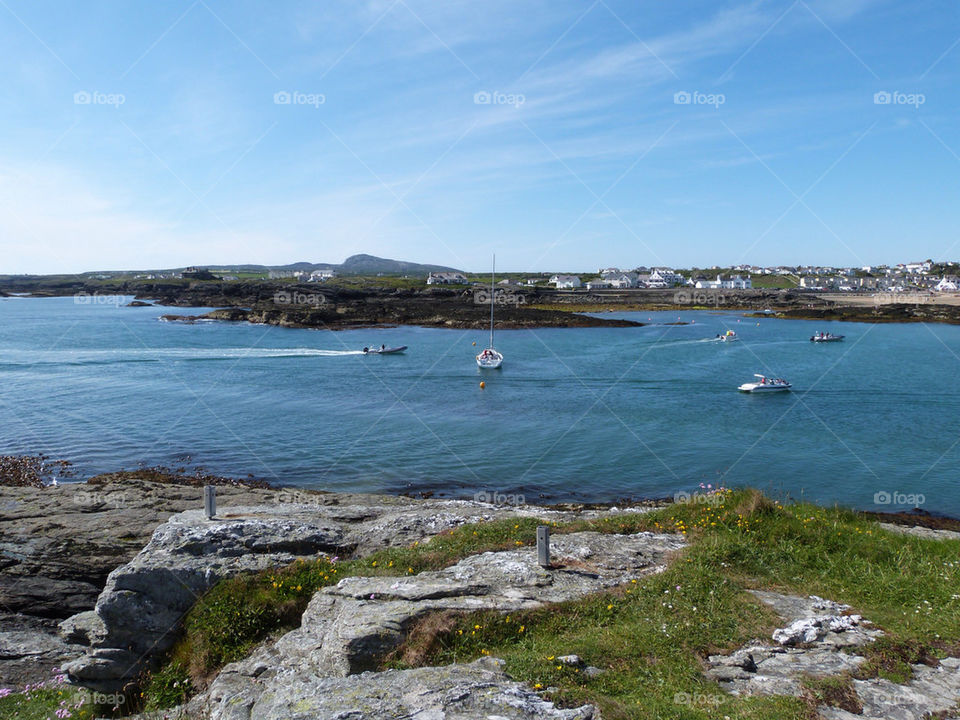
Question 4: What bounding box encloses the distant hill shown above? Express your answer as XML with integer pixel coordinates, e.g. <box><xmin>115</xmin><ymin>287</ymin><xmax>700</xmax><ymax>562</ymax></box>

<box><xmin>184</xmin><ymin>254</ymin><xmax>461</xmax><ymax>277</ymax></box>
<box><xmin>336</xmin><ymin>254</ymin><xmax>460</xmax><ymax>275</ymax></box>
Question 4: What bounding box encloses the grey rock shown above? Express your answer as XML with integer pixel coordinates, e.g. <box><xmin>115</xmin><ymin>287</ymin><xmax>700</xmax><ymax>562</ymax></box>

<box><xmin>557</xmin><ymin>654</ymin><xmax>583</xmax><ymax>666</ymax></box>
<box><xmin>878</xmin><ymin>523</ymin><xmax>960</xmax><ymax>542</ymax></box>
<box><xmin>194</xmin><ymin>657</ymin><xmax>595</xmax><ymax>720</ymax></box>
<box><xmin>0</xmin><ymin>615</ymin><xmax>82</xmax><ymax>687</ymax></box>
<box><xmin>710</xmin><ymin>591</ymin><xmax>960</xmax><ymax>720</ymax></box>
<box><xmin>58</xmin><ymin>493</ymin><xmax>660</xmax><ymax>691</ymax></box>
<box><xmin>194</xmin><ymin>531</ymin><xmax>683</xmax><ymax>720</ymax></box>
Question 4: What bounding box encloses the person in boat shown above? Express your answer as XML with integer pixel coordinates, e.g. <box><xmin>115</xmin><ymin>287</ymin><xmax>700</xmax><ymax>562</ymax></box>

<box><xmin>363</xmin><ymin>347</ymin><xmax>369</xmax><ymax>353</ymax></box>
<box><xmin>380</xmin><ymin>344</ymin><xmax>385</xmax><ymax>351</ymax></box>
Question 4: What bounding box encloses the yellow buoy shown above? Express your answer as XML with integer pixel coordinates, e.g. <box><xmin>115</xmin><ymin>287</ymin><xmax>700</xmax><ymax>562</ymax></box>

<box><xmin>479</xmin><ymin>381</ymin><xmax>485</xmax><ymax>389</ymax></box>
<box><xmin>472</xmin><ymin>341</ymin><xmax>476</xmax><ymax>346</ymax></box>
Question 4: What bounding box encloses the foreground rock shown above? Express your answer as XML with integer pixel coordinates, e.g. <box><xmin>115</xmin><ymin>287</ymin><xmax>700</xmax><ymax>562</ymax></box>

<box><xmin>208</xmin><ymin>657</ymin><xmax>596</xmax><ymax>720</ymax></box>
<box><xmin>189</xmin><ymin>530</ymin><xmax>684</xmax><ymax>720</ymax></box>
<box><xmin>708</xmin><ymin>591</ymin><xmax>960</xmax><ymax>719</ymax></box>
<box><xmin>59</xmin><ymin>497</ymin><xmax>654</xmax><ymax>691</ymax></box>
<box><xmin>0</xmin><ymin>479</ymin><xmax>280</xmax><ymax>687</ymax></box>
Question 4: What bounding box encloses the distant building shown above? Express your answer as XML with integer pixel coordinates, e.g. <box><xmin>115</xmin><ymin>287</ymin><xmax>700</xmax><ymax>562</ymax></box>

<box><xmin>936</xmin><ymin>275</ymin><xmax>960</xmax><ymax>292</ymax></box>
<box><xmin>309</xmin><ymin>270</ymin><xmax>336</xmax><ymax>282</ymax></box>
<box><xmin>183</xmin><ymin>267</ymin><xmax>218</xmax><ymax>280</ymax></box>
<box><xmin>601</xmin><ymin>270</ymin><xmax>637</xmax><ymax>288</ymax></box>
<box><xmin>586</xmin><ymin>280</ymin><xmax>612</xmax><ymax>290</ymax></box>
<box><xmin>695</xmin><ymin>274</ymin><xmax>752</xmax><ymax>290</ymax></box>
<box><xmin>426</xmin><ymin>271</ymin><xmax>468</xmax><ymax>285</ymax></box>
<box><xmin>549</xmin><ymin>274</ymin><xmax>582</xmax><ymax>289</ymax></box>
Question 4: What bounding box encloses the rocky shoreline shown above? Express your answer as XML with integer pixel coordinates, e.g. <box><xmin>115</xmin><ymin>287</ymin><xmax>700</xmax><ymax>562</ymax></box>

<box><xmin>3</xmin><ymin>474</ymin><xmax>960</xmax><ymax>719</ymax></box>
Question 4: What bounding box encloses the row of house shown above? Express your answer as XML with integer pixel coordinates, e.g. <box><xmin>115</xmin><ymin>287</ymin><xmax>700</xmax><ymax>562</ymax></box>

<box><xmin>268</xmin><ymin>269</ymin><xmax>337</xmax><ymax>281</ymax></box>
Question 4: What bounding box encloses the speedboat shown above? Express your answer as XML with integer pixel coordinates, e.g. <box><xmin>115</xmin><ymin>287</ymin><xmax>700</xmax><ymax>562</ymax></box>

<box><xmin>810</xmin><ymin>332</ymin><xmax>844</xmax><ymax>343</ymax></box>
<box><xmin>717</xmin><ymin>330</ymin><xmax>739</xmax><ymax>343</ymax></box>
<box><xmin>363</xmin><ymin>345</ymin><xmax>407</xmax><ymax>354</ymax></box>
<box><xmin>738</xmin><ymin>374</ymin><xmax>791</xmax><ymax>392</ymax></box>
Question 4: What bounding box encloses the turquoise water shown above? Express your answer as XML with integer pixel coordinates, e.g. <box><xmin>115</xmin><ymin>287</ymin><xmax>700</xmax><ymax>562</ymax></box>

<box><xmin>1</xmin><ymin>296</ymin><xmax>959</xmax><ymax>514</ymax></box>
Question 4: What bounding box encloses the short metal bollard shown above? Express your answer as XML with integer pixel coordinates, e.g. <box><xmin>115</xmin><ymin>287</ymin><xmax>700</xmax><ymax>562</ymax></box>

<box><xmin>204</xmin><ymin>485</ymin><xmax>216</xmax><ymax>519</ymax></box>
<box><xmin>537</xmin><ymin>525</ymin><xmax>550</xmax><ymax>568</ymax></box>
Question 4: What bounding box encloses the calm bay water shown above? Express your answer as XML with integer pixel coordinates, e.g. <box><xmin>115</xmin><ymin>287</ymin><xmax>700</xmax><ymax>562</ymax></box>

<box><xmin>1</xmin><ymin>296</ymin><xmax>959</xmax><ymax>514</ymax></box>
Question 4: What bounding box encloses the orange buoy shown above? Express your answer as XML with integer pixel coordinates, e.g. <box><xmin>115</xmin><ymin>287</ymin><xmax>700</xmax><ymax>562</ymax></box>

<box><xmin>479</xmin><ymin>381</ymin><xmax>485</xmax><ymax>389</ymax></box>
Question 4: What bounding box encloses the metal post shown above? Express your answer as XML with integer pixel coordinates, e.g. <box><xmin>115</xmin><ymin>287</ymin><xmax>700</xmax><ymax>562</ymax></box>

<box><xmin>537</xmin><ymin>525</ymin><xmax>550</xmax><ymax>568</ymax></box>
<box><xmin>204</xmin><ymin>485</ymin><xmax>216</xmax><ymax>519</ymax></box>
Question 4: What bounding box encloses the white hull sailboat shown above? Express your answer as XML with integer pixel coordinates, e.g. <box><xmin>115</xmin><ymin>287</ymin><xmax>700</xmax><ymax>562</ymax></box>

<box><xmin>477</xmin><ymin>256</ymin><xmax>503</xmax><ymax>369</ymax></box>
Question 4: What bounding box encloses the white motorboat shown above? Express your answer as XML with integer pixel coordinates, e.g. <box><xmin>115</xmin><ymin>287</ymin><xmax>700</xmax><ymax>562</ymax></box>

<box><xmin>477</xmin><ymin>256</ymin><xmax>503</xmax><ymax>369</ymax></box>
<box><xmin>363</xmin><ymin>345</ymin><xmax>407</xmax><ymax>355</ymax></box>
<box><xmin>738</xmin><ymin>374</ymin><xmax>791</xmax><ymax>392</ymax></box>
<box><xmin>716</xmin><ymin>330</ymin><xmax>739</xmax><ymax>342</ymax></box>
<box><xmin>810</xmin><ymin>332</ymin><xmax>844</xmax><ymax>343</ymax></box>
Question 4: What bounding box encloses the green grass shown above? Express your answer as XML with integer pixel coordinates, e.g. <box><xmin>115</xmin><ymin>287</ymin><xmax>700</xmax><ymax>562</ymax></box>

<box><xmin>136</xmin><ymin>490</ymin><xmax>960</xmax><ymax>719</ymax></box>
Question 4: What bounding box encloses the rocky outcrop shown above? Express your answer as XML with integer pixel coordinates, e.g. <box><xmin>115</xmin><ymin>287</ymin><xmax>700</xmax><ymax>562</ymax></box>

<box><xmin>707</xmin><ymin>591</ymin><xmax>960</xmax><ymax>719</ymax></box>
<box><xmin>0</xmin><ymin>479</ymin><xmax>280</xmax><ymax>687</ymax></box>
<box><xmin>216</xmin><ymin>657</ymin><xmax>596</xmax><ymax>720</ymax></box>
<box><xmin>189</xmin><ymin>530</ymin><xmax>684</xmax><ymax>720</ymax></box>
<box><xmin>57</xmin><ymin>495</ymin><xmax>652</xmax><ymax>692</ymax></box>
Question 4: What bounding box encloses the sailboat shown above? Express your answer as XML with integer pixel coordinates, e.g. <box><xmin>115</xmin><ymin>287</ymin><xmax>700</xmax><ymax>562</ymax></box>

<box><xmin>476</xmin><ymin>256</ymin><xmax>504</xmax><ymax>369</ymax></box>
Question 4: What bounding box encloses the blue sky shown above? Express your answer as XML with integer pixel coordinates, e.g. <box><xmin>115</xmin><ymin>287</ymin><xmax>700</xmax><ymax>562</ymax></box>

<box><xmin>1</xmin><ymin>0</ymin><xmax>958</xmax><ymax>273</ymax></box>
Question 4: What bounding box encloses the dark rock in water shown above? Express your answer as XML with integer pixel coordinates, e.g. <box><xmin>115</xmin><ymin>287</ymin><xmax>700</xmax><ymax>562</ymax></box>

<box><xmin>125</xmin><ymin>300</ymin><xmax>152</xmax><ymax>307</ymax></box>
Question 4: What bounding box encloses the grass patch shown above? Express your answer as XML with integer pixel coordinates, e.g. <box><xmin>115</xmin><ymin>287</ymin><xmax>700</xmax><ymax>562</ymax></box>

<box><xmin>800</xmin><ymin>674</ymin><xmax>862</xmax><ymax>716</ymax></box>
<box><xmin>0</xmin><ymin>675</ymin><xmax>95</xmax><ymax>720</ymax></box>
<box><xmin>140</xmin><ymin>489</ymin><xmax>960</xmax><ymax>719</ymax></box>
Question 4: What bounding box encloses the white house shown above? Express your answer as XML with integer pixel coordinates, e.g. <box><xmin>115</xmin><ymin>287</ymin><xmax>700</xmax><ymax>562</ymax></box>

<box><xmin>427</xmin><ymin>272</ymin><xmax>468</xmax><ymax>285</ymax></box>
<box><xmin>549</xmin><ymin>274</ymin><xmax>582</xmax><ymax>289</ymax></box>
<box><xmin>648</xmin><ymin>268</ymin><xmax>683</xmax><ymax>287</ymax></box>
<box><xmin>586</xmin><ymin>280</ymin><xmax>612</xmax><ymax>290</ymax></box>
<box><xmin>309</xmin><ymin>270</ymin><xmax>337</xmax><ymax>281</ymax></box>
<box><xmin>695</xmin><ymin>274</ymin><xmax>752</xmax><ymax>290</ymax></box>
<box><xmin>601</xmin><ymin>270</ymin><xmax>638</xmax><ymax>288</ymax></box>
<box><xmin>936</xmin><ymin>275</ymin><xmax>960</xmax><ymax>292</ymax></box>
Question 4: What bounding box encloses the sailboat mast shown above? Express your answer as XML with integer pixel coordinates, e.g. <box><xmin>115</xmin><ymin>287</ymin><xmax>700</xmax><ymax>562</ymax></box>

<box><xmin>489</xmin><ymin>254</ymin><xmax>495</xmax><ymax>347</ymax></box>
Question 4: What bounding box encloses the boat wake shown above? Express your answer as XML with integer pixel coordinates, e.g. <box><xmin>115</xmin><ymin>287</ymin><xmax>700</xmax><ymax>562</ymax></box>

<box><xmin>0</xmin><ymin>348</ymin><xmax>367</xmax><ymax>366</ymax></box>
